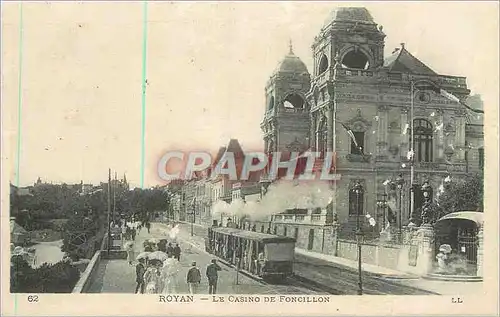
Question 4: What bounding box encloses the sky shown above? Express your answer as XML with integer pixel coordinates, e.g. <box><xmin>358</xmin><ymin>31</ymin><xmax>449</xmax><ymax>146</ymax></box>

<box><xmin>2</xmin><ymin>1</ymin><xmax>498</xmax><ymax>188</ymax></box>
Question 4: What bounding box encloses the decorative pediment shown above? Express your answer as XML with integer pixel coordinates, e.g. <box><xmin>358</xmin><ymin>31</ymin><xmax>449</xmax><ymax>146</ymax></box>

<box><xmin>346</xmin><ymin>109</ymin><xmax>372</xmax><ymax>132</ymax></box>
<box><xmin>286</xmin><ymin>137</ymin><xmax>306</xmax><ymax>152</ymax></box>
<box><xmin>348</xmin><ymin>178</ymin><xmax>366</xmax><ymax>190</ymax></box>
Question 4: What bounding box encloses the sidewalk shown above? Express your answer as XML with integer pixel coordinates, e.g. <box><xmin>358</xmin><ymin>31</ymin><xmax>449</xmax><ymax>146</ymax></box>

<box><xmin>295</xmin><ymin>248</ymin><xmax>416</xmax><ymax>279</ymax></box>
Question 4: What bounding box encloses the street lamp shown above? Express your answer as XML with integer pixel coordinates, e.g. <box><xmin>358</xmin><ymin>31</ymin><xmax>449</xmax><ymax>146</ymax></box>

<box><xmin>353</xmin><ymin>181</ymin><xmax>364</xmax><ymax>296</ymax></box>
<box><xmin>395</xmin><ymin>174</ymin><xmax>405</xmax><ymax>242</ymax></box>
<box><xmin>376</xmin><ymin>193</ymin><xmax>388</xmax><ymax>230</ymax></box>
<box><xmin>420</xmin><ymin>181</ymin><xmax>432</xmax><ymax>225</ymax></box>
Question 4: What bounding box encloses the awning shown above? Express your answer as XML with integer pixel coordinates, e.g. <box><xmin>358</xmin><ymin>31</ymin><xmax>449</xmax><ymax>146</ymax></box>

<box><xmin>436</xmin><ymin>211</ymin><xmax>483</xmax><ymax>226</ymax></box>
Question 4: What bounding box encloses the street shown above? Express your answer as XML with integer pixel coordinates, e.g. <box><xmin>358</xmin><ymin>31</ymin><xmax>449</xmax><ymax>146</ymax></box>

<box><xmin>89</xmin><ymin>222</ymin><xmax>322</xmax><ymax>294</ymax></box>
<box><xmin>173</xmin><ymin>222</ymin><xmax>438</xmax><ymax>295</ymax></box>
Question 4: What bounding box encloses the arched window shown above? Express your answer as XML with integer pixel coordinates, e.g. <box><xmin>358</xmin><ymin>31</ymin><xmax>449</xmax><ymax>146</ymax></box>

<box><xmin>412</xmin><ymin>119</ymin><xmax>433</xmax><ymax>162</ymax></box>
<box><xmin>283</xmin><ymin>93</ymin><xmax>305</xmax><ymax>109</ymax></box>
<box><xmin>268</xmin><ymin>95</ymin><xmax>275</xmax><ymax>110</ymax></box>
<box><xmin>341</xmin><ymin>50</ymin><xmax>370</xmax><ymax>70</ymax></box>
<box><xmin>316</xmin><ymin>116</ymin><xmax>328</xmax><ymax>153</ymax></box>
<box><xmin>318</xmin><ymin>54</ymin><xmax>329</xmax><ymax>74</ymax></box>
<box><xmin>348</xmin><ymin>187</ymin><xmax>364</xmax><ymax>215</ymax></box>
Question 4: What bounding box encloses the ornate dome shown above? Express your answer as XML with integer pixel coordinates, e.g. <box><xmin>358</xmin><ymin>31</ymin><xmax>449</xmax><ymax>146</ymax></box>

<box><xmin>323</xmin><ymin>7</ymin><xmax>375</xmax><ymax>27</ymax></box>
<box><xmin>274</xmin><ymin>42</ymin><xmax>309</xmax><ymax>75</ymax></box>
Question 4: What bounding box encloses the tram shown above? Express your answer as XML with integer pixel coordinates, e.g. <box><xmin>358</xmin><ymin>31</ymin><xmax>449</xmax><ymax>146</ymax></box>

<box><xmin>206</xmin><ymin>227</ymin><xmax>296</xmax><ymax>281</ymax></box>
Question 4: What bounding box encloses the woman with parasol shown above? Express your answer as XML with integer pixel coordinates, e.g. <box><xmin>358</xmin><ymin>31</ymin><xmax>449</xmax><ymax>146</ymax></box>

<box><xmin>161</xmin><ymin>253</ymin><xmax>181</xmax><ymax>294</ymax></box>
<box><xmin>143</xmin><ymin>251</ymin><xmax>168</xmax><ymax>293</ymax></box>
<box><xmin>143</xmin><ymin>257</ymin><xmax>163</xmax><ymax>294</ymax></box>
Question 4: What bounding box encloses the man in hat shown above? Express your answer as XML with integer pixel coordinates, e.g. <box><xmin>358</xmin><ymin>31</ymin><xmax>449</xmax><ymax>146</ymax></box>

<box><xmin>135</xmin><ymin>258</ymin><xmax>146</xmax><ymax>294</ymax></box>
<box><xmin>206</xmin><ymin>259</ymin><xmax>222</xmax><ymax>294</ymax></box>
<box><xmin>186</xmin><ymin>261</ymin><xmax>201</xmax><ymax>294</ymax></box>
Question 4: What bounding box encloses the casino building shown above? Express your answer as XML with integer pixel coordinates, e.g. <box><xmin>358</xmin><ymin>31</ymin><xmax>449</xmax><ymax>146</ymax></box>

<box><xmin>257</xmin><ymin>7</ymin><xmax>484</xmax><ymax>247</ymax></box>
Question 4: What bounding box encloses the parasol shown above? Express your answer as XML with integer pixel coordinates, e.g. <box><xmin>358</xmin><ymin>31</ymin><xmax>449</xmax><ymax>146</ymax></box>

<box><xmin>439</xmin><ymin>244</ymin><xmax>452</xmax><ymax>253</ymax></box>
<box><xmin>148</xmin><ymin>251</ymin><xmax>168</xmax><ymax>261</ymax></box>
<box><xmin>136</xmin><ymin>251</ymin><xmax>150</xmax><ymax>260</ymax></box>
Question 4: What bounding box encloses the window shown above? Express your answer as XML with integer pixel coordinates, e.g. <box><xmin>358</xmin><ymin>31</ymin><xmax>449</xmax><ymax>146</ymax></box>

<box><xmin>350</xmin><ymin>131</ymin><xmax>365</xmax><ymax>155</ymax></box>
<box><xmin>318</xmin><ymin>54</ymin><xmax>329</xmax><ymax>74</ymax></box>
<box><xmin>341</xmin><ymin>50</ymin><xmax>370</xmax><ymax>70</ymax></box>
<box><xmin>273</xmin><ymin>226</ymin><xmax>277</xmax><ymax>235</ymax></box>
<box><xmin>412</xmin><ymin>119</ymin><xmax>433</xmax><ymax>162</ymax></box>
<box><xmin>283</xmin><ymin>226</ymin><xmax>287</xmax><ymax>236</ymax></box>
<box><xmin>294</xmin><ymin>228</ymin><xmax>299</xmax><ymax>240</ymax></box>
<box><xmin>268</xmin><ymin>95</ymin><xmax>275</xmax><ymax>110</ymax></box>
<box><xmin>283</xmin><ymin>93</ymin><xmax>305</xmax><ymax>109</ymax></box>
<box><xmin>349</xmin><ymin>187</ymin><xmax>364</xmax><ymax>215</ymax></box>
<box><xmin>478</xmin><ymin>147</ymin><xmax>484</xmax><ymax>169</ymax></box>
<box><xmin>261</xmin><ymin>225</ymin><xmax>265</xmax><ymax>233</ymax></box>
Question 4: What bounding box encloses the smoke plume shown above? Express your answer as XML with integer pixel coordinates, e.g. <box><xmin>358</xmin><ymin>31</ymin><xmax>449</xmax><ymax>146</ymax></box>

<box><xmin>211</xmin><ymin>180</ymin><xmax>334</xmax><ymax>221</ymax></box>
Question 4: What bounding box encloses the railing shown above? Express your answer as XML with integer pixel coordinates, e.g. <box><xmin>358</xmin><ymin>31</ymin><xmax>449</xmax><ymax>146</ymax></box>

<box><xmin>72</xmin><ymin>251</ymin><xmax>101</xmax><ymax>293</ymax></box>
<box><xmin>333</xmin><ymin>68</ymin><xmax>467</xmax><ymax>88</ymax></box>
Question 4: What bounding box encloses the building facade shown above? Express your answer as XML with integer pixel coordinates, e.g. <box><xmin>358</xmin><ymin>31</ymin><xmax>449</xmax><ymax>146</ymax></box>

<box><xmin>260</xmin><ymin>7</ymin><xmax>484</xmax><ymax>239</ymax></box>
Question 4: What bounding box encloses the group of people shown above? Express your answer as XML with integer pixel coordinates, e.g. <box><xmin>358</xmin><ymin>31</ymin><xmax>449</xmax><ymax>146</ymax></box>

<box><xmin>133</xmin><ymin>249</ymin><xmax>222</xmax><ymax>294</ymax></box>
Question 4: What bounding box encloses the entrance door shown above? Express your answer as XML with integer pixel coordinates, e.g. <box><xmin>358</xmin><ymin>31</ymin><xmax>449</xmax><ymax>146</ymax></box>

<box><xmin>308</xmin><ymin>229</ymin><xmax>314</xmax><ymax>250</ymax></box>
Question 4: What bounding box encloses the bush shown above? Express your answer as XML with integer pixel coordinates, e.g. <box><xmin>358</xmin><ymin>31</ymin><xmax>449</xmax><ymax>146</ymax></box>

<box><xmin>10</xmin><ymin>257</ymin><xmax>81</xmax><ymax>293</ymax></box>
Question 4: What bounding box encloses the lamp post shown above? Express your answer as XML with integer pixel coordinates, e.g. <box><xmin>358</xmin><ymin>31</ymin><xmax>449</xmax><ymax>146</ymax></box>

<box><xmin>395</xmin><ymin>174</ymin><xmax>405</xmax><ymax>243</ymax></box>
<box><xmin>376</xmin><ymin>193</ymin><xmax>388</xmax><ymax>230</ymax></box>
<box><xmin>420</xmin><ymin>181</ymin><xmax>432</xmax><ymax>225</ymax></box>
<box><xmin>353</xmin><ymin>181</ymin><xmax>364</xmax><ymax>295</ymax></box>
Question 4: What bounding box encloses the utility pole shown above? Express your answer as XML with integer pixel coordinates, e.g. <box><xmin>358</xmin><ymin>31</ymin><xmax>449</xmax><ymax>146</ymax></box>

<box><xmin>107</xmin><ymin>168</ymin><xmax>111</xmax><ymax>254</ymax></box>
<box><xmin>113</xmin><ymin>172</ymin><xmax>117</xmax><ymax>223</ymax></box>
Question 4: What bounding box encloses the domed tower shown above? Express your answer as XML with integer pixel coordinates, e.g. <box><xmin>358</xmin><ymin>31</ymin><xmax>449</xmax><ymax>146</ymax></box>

<box><xmin>307</xmin><ymin>7</ymin><xmax>386</xmax><ymax>151</ymax></box>
<box><xmin>261</xmin><ymin>42</ymin><xmax>311</xmax><ymax>156</ymax></box>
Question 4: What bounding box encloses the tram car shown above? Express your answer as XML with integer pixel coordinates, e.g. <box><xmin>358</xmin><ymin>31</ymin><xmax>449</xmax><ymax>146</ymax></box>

<box><xmin>206</xmin><ymin>227</ymin><xmax>296</xmax><ymax>281</ymax></box>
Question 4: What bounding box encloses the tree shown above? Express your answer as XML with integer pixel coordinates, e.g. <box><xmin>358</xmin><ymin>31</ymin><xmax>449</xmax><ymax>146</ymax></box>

<box><xmin>437</xmin><ymin>173</ymin><xmax>483</xmax><ymax>216</ymax></box>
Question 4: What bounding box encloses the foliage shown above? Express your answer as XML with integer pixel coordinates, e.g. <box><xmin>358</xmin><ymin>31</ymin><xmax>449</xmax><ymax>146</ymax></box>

<box><xmin>437</xmin><ymin>173</ymin><xmax>484</xmax><ymax>217</ymax></box>
<box><xmin>10</xmin><ymin>257</ymin><xmax>80</xmax><ymax>293</ymax></box>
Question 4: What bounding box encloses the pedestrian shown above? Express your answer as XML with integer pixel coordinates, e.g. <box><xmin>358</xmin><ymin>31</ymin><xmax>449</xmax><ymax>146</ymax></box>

<box><xmin>135</xmin><ymin>258</ymin><xmax>146</xmax><ymax>294</ymax></box>
<box><xmin>131</xmin><ymin>228</ymin><xmax>137</xmax><ymax>241</ymax></box>
<box><xmin>186</xmin><ymin>261</ymin><xmax>201</xmax><ymax>294</ymax></box>
<box><xmin>166</xmin><ymin>243</ymin><xmax>174</xmax><ymax>257</ymax></box>
<box><xmin>126</xmin><ymin>242</ymin><xmax>135</xmax><ymax>265</ymax></box>
<box><xmin>144</xmin><ymin>259</ymin><xmax>162</xmax><ymax>294</ymax></box>
<box><xmin>161</xmin><ymin>254</ymin><xmax>181</xmax><ymax>294</ymax></box>
<box><xmin>145</xmin><ymin>222</ymin><xmax>151</xmax><ymax>234</ymax></box>
<box><xmin>173</xmin><ymin>243</ymin><xmax>181</xmax><ymax>261</ymax></box>
<box><xmin>206</xmin><ymin>259</ymin><xmax>222</xmax><ymax>294</ymax></box>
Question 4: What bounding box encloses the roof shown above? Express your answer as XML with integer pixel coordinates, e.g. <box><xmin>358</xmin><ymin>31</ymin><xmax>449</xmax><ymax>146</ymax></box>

<box><xmin>465</xmin><ymin>94</ymin><xmax>484</xmax><ymax>125</ymax></box>
<box><xmin>10</xmin><ymin>220</ymin><xmax>28</xmax><ymax>235</ymax></box>
<box><xmin>383</xmin><ymin>47</ymin><xmax>437</xmax><ymax>75</ymax></box>
<box><xmin>211</xmin><ymin>227</ymin><xmax>296</xmax><ymax>243</ymax></box>
<box><xmin>275</xmin><ymin>52</ymin><xmax>309</xmax><ymax>75</ymax></box>
<box><xmin>436</xmin><ymin>211</ymin><xmax>483</xmax><ymax>226</ymax></box>
<box><xmin>323</xmin><ymin>7</ymin><xmax>375</xmax><ymax>28</ymax></box>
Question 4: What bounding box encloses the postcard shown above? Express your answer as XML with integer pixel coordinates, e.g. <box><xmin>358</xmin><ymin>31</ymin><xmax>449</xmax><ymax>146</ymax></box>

<box><xmin>1</xmin><ymin>1</ymin><xmax>499</xmax><ymax>316</ymax></box>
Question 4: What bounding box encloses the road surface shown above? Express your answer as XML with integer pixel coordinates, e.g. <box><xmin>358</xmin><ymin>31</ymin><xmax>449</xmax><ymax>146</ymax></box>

<box><xmin>174</xmin><ymin>222</ymin><xmax>437</xmax><ymax>295</ymax></box>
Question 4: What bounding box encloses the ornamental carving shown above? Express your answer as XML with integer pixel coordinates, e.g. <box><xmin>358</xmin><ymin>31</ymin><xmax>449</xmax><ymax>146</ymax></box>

<box><xmin>349</xmin><ymin>178</ymin><xmax>366</xmax><ymax>189</ymax></box>
<box><xmin>346</xmin><ymin>109</ymin><xmax>372</xmax><ymax>132</ymax></box>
